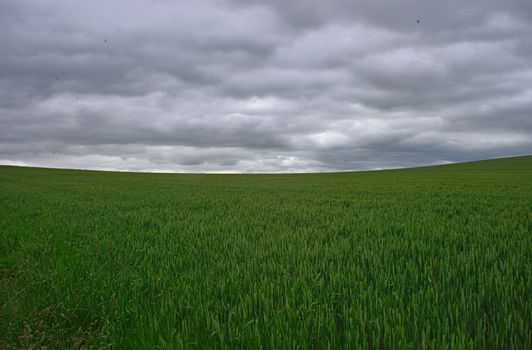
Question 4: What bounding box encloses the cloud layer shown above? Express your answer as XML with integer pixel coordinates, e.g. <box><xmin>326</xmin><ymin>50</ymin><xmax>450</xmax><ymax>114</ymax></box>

<box><xmin>1</xmin><ymin>0</ymin><xmax>531</xmax><ymax>172</ymax></box>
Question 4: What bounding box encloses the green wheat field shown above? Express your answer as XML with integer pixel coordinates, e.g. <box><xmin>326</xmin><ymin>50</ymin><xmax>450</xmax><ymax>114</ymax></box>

<box><xmin>1</xmin><ymin>156</ymin><xmax>531</xmax><ymax>349</ymax></box>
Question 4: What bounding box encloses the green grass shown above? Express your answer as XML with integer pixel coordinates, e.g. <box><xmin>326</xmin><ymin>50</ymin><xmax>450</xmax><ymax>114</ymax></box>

<box><xmin>1</xmin><ymin>156</ymin><xmax>531</xmax><ymax>349</ymax></box>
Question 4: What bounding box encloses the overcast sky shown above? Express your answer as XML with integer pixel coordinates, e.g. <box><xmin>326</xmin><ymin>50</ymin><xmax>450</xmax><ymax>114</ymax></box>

<box><xmin>1</xmin><ymin>0</ymin><xmax>531</xmax><ymax>172</ymax></box>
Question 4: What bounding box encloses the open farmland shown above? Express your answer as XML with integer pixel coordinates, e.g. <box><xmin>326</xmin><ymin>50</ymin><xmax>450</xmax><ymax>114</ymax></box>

<box><xmin>0</xmin><ymin>156</ymin><xmax>530</xmax><ymax>349</ymax></box>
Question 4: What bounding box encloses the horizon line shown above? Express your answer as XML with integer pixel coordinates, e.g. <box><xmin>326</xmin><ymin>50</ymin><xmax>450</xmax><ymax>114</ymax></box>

<box><xmin>0</xmin><ymin>154</ymin><xmax>530</xmax><ymax>176</ymax></box>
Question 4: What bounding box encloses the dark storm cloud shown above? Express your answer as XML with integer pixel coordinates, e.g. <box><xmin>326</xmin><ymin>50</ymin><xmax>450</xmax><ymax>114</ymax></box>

<box><xmin>0</xmin><ymin>0</ymin><xmax>531</xmax><ymax>172</ymax></box>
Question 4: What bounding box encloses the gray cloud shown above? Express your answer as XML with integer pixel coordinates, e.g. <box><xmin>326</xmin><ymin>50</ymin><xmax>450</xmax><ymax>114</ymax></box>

<box><xmin>0</xmin><ymin>0</ymin><xmax>531</xmax><ymax>172</ymax></box>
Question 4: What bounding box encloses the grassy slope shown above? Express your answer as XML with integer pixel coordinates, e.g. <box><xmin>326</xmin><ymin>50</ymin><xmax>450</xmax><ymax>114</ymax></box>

<box><xmin>0</xmin><ymin>156</ymin><xmax>531</xmax><ymax>349</ymax></box>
